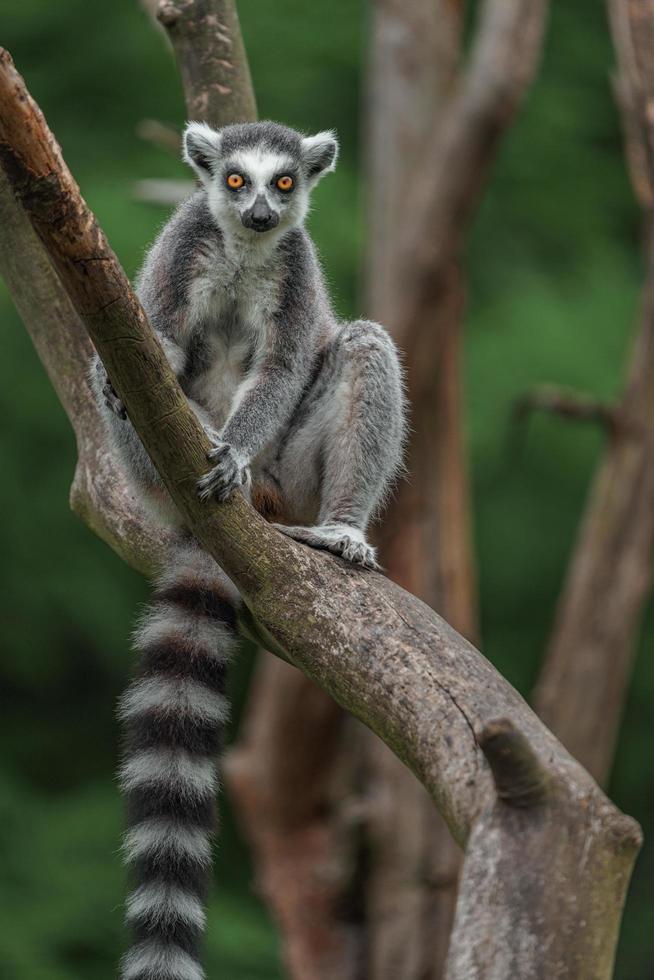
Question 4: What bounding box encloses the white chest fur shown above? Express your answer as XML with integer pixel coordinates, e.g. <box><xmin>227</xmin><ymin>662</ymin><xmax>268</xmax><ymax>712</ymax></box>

<box><xmin>185</xmin><ymin>242</ymin><xmax>280</xmax><ymax>428</ymax></box>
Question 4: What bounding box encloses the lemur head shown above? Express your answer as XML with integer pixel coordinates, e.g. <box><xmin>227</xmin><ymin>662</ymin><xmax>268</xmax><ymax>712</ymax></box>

<box><xmin>183</xmin><ymin>121</ymin><xmax>338</xmax><ymax>239</ymax></box>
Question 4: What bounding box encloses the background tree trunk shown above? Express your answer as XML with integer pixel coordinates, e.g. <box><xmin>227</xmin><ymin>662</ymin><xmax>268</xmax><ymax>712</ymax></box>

<box><xmin>359</xmin><ymin>2</ymin><xmax>470</xmax><ymax>977</ymax></box>
<box><xmin>532</xmin><ymin>0</ymin><xmax>654</xmax><ymax>787</ymax></box>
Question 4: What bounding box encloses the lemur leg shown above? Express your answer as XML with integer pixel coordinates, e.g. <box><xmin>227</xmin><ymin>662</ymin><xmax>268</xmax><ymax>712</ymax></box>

<box><xmin>274</xmin><ymin>319</ymin><xmax>405</xmax><ymax>569</ymax></box>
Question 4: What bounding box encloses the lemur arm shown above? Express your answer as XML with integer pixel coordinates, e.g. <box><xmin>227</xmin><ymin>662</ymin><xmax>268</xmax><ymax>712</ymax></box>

<box><xmin>197</xmin><ymin>331</ymin><xmax>315</xmax><ymax>503</ymax></box>
<box><xmin>221</xmin><ymin>339</ymin><xmax>314</xmax><ymax>460</ymax></box>
<box><xmin>220</xmin><ymin>233</ymin><xmax>321</xmax><ymax>461</ymax></box>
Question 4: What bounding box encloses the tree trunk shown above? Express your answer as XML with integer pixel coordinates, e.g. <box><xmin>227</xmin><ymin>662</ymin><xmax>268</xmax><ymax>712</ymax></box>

<box><xmin>533</xmin><ymin>0</ymin><xmax>654</xmax><ymax>786</ymax></box>
<box><xmin>361</xmin><ymin>5</ymin><xmax>471</xmax><ymax>971</ymax></box>
<box><xmin>225</xmin><ymin>655</ymin><xmax>358</xmax><ymax>980</ymax></box>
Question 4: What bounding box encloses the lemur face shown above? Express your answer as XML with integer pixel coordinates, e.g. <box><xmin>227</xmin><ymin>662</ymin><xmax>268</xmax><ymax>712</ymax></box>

<box><xmin>184</xmin><ymin>121</ymin><xmax>339</xmax><ymax>238</ymax></box>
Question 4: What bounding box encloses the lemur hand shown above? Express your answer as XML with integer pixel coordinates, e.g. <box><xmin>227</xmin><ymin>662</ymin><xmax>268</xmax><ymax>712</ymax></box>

<box><xmin>95</xmin><ymin>361</ymin><xmax>127</xmax><ymax>420</ymax></box>
<box><xmin>197</xmin><ymin>440</ymin><xmax>251</xmax><ymax>502</ymax></box>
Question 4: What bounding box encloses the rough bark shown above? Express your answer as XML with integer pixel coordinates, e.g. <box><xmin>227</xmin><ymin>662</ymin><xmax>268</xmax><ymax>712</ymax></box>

<box><xmin>0</xmin><ymin>44</ymin><xmax>641</xmax><ymax>980</ymax></box>
<box><xmin>533</xmin><ymin>0</ymin><xmax>654</xmax><ymax>786</ymax></box>
<box><xmin>362</xmin><ymin>275</ymin><xmax>471</xmax><ymax>980</ymax></box>
<box><xmin>445</xmin><ymin>720</ymin><xmax>637</xmax><ymax>980</ymax></box>
<box><xmin>360</xmin><ymin>0</ymin><xmax>556</xmax><ymax>973</ymax></box>
<box><xmin>157</xmin><ymin>0</ymin><xmax>257</xmax><ymax>126</ymax></box>
<box><xmin>361</xmin><ymin>3</ymin><xmax>469</xmax><ymax>978</ymax></box>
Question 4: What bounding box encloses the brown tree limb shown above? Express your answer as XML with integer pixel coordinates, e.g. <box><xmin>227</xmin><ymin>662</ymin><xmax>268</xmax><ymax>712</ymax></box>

<box><xmin>359</xmin><ymin>0</ymin><xmax>552</xmax><ymax>972</ymax></box>
<box><xmin>533</xmin><ymin>0</ymin><xmax>654</xmax><ymax>786</ymax></box>
<box><xmin>391</xmin><ymin>0</ymin><xmax>549</xmax><ymax>349</ymax></box>
<box><xmin>478</xmin><ymin>718</ymin><xmax>550</xmax><ymax>807</ymax></box>
<box><xmin>0</xmin><ymin>44</ymin><xmax>641</xmax><ymax>980</ymax></box>
<box><xmin>224</xmin><ymin>657</ymin><xmax>356</xmax><ymax>980</ymax></box>
<box><xmin>157</xmin><ymin>0</ymin><xmax>257</xmax><ymax>126</ymax></box>
<box><xmin>514</xmin><ymin>384</ymin><xmax>620</xmax><ymax>431</ymax></box>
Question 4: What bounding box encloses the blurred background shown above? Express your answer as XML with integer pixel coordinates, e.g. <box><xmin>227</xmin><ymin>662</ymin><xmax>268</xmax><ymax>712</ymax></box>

<box><xmin>1</xmin><ymin>0</ymin><xmax>652</xmax><ymax>977</ymax></box>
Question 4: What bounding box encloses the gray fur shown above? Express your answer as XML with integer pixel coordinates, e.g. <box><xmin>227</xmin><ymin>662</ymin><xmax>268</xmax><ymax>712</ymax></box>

<box><xmin>92</xmin><ymin>119</ymin><xmax>405</xmax><ymax>564</ymax></box>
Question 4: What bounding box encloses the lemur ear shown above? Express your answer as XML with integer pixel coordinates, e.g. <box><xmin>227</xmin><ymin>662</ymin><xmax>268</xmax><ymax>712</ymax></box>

<box><xmin>301</xmin><ymin>131</ymin><xmax>339</xmax><ymax>183</ymax></box>
<box><xmin>183</xmin><ymin>122</ymin><xmax>222</xmax><ymax>183</ymax></box>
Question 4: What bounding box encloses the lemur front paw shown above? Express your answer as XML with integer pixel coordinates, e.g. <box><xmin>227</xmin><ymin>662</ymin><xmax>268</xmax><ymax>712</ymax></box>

<box><xmin>95</xmin><ymin>361</ymin><xmax>127</xmax><ymax>420</ymax></box>
<box><xmin>272</xmin><ymin>523</ymin><xmax>380</xmax><ymax>570</ymax></box>
<box><xmin>197</xmin><ymin>442</ymin><xmax>251</xmax><ymax>502</ymax></box>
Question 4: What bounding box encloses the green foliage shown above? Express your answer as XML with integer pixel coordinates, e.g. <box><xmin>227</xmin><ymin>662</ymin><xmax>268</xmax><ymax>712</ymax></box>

<box><xmin>0</xmin><ymin>0</ymin><xmax>652</xmax><ymax>975</ymax></box>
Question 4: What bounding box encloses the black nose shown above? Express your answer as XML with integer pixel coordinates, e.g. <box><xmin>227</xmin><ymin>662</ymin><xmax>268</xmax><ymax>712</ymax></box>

<box><xmin>243</xmin><ymin>195</ymin><xmax>279</xmax><ymax>232</ymax></box>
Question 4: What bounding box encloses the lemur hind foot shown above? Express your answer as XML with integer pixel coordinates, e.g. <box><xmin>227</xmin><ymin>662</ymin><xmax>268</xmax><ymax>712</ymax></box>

<box><xmin>272</xmin><ymin>522</ymin><xmax>380</xmax><ymax>570</ymax></box>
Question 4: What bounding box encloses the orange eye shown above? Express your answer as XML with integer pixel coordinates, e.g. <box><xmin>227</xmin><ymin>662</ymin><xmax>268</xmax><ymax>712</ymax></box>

<box><xmin>227</xmin><ymin>173</ymin><xmax>244</xmax><ymax>189</ymax></box>
<box><xmin>276</xmin><ymin>175</ymin><xmax>294</xmax><ymax>191</ymax></box>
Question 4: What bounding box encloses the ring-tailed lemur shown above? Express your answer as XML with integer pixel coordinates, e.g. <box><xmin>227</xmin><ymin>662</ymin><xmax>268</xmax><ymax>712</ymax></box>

<box><xmin>93</xmin><ymin>120</ymin><xmax>405</xmax><ymax>980</ymax></box>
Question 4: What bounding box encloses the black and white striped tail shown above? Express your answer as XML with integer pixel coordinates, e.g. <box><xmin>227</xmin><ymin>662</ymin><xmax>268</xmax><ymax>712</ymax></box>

<box><xmin>118</xmin><ymin>544</ymin><xmax>238</xmax><ymax>980</ymax></box>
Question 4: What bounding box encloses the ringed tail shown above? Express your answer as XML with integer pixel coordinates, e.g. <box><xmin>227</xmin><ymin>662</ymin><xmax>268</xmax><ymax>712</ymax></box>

<box><xmin>118</xmin><ymin>544</ymin><xmax>238</xmax><ymax>980</ymax></box>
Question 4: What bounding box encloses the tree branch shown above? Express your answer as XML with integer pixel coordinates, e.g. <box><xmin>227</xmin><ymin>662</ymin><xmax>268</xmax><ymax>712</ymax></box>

<box><xmin>0</xmin><ymin>48</ymin><xmax>641</xmax><ymax>979</ymax></box>
<box><xmin>533</xmin><ymin>0</ymin><xmax>654</xmax><ymax>785</ymax></box>
<box><xmin>392</xmin><ymin>0</ymin><xmax>549</xmax><ymax>349</ymax></box>
<box><xmin>157</xmin><ymin>0</ymin><xmax>257</xmax><ymax>126</ymax></box>
<box><xmin>513</xmin><ymin>384</ymin><xmax>620</xmax><ymax>430</ymax></box>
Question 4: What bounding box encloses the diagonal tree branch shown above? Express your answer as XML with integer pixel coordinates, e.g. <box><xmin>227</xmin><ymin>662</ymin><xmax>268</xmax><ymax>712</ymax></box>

<box><xmin>0</xmin><ymin>46</ymin><xmax>641</xmax><ymax>980</ymax></box>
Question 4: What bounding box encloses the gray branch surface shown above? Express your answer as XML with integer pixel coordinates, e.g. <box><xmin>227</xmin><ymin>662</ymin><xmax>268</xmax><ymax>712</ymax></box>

<box><xmin>0</xmin><ymin>34</ymin><xmax>642</xmax><ymax>980</ymax></box>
